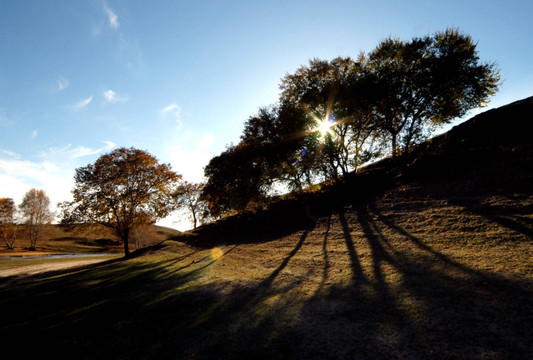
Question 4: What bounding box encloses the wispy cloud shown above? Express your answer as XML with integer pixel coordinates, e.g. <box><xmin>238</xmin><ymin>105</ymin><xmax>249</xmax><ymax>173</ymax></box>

<box><xmin>118</xmin><ymin>36</ymin><xmax>145</xmax><ymax>74</ymax></box>
<box><xmin>0</xmin><ymin>149</ymin><xmax>19</xmax><ymax>159</ymax></box>
<box><xmin>40</xmin><ymin>141</ymin><xmax>116</xmax><ymax>160</ymax></box>
<box><xmin>104</xmin><ymin>3</ymin><xmax>119</xmax><ymax>29</ymax></box>
<box><xmin>57</xmin><ymin>76</ymin><xmax>69</xmax><ymax>92</ymax></box>
<box><xmin>103</xmin><ymin>89</ymin><xmax>128</xmax><ymax>103</ymax></box>
<box><xmin>92</xmin><ymin>2</ymin><xmax>144</xmax><ymax>74</ymax></box>
<box><xmin>31</xmin><ymin>130</ymin><xmax>38</xmax><ymax>139</ymax></box>
<box><xmin>71</xmin><ymin>141</ymin><xmax>116</xmax><ymax>158</ymax></box>
<box><xmin>73</xmin><ymin>96</ymin><xmax>93</xmax><ymax>111</ymax></box>
<box><xmin>160</xmin><ymin>104</ymin><xmax>182</xmax><ymax>127</ymax></box>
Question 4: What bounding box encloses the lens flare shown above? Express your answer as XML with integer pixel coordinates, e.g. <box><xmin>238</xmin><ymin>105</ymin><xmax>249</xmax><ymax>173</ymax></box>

<box><xmin>317</xmin><ymin>119</ymin><xmax>332</xmax><ymax>136</ymax></box>
<box><xmin>316</xmin><ymin>116</ymin><xmax>336</xmax><ymax>137</ymax></box>
<box><xmin>211</xmin><ymin>246</ymin><xmax>225</xmax><ymax>261</ymax></box>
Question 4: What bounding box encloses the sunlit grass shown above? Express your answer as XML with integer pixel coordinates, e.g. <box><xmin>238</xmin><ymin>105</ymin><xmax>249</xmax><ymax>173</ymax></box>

<box><xmin>0</xmin><ymin>189</ymin><xmax>531</xmax><ymax>358</ymax></box>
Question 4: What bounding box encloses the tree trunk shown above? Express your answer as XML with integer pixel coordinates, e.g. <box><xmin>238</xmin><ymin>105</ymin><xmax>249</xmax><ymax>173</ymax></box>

<box><xmin>192</xmin><ymin>211</ymin><xmax>198</xmax><ymax>229</ymax></box>
<box><xmin>391</xmin><ymin>132</ymin><xmax>398</xmax><ymax>157</ymax></box>
<box><xmin>122</xmin><ymin>228</ymin><xmax>131</xmax><ymax>258</ymax></box>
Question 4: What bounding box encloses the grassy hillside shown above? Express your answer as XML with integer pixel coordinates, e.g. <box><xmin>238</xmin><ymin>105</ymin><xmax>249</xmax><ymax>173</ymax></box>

<box><xmin>0</xmin><ymin>224</ymin><xmax>180</xmax><ymax>254</ymax></box>
<box><xmin>0</xmin><ymin>97</ymin><xmax>532</xmax><ymax>359</ymax></box>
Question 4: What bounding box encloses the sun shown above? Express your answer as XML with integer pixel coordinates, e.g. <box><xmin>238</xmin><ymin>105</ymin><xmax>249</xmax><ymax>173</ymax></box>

<box><xmin>316</xmin><ymin>118</ymin><xmax>334</xmax><ymax>136</ymax></box>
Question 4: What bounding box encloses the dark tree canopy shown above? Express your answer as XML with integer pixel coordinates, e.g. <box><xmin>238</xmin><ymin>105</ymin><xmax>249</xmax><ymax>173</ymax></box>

<box><xmin>60</xmin><ymin>147</ymin><xmax>180</xmax><ymax>257</ymax></box>
<box><xmin>279</xmin><ymin>56</ymin><xmax>380</xmax><ymax>178</ymax></box>
<box><xmin>202</xmin><ymin>28</ymin><xmax>500</xmax><ymax>216</ymax></box>
<box><xmin>364</xmin><ymin>28</ymin><xmax>500</xmax><ymax>154</ymax></box>
<box><xmin>202</xmin><ymin>143</ymin><xmax>268</xmax><ymax>217</ymax></box>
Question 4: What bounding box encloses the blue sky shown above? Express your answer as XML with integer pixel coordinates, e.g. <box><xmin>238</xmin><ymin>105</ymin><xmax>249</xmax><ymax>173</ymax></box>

<box><xmin>1</xmin><ymin>0</ymin><xmax>532</xmax><ymax>229</ymax></box>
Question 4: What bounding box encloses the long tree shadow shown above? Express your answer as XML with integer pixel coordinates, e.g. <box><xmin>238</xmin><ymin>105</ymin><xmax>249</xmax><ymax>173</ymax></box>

<box><xmin>2</xmin><ymin>202</ymin><xmax>532</xmax><ymax>359</ymax></box>
<box><xmin>259</xmin><ymin>227</ymin><xmax>311</xmax><ymax>290</ymax></box>
<box><xmin>312</xmin><ymin>215</ymin><xmax>332</xmax><ymax>298</ymax></box>
<box><xmin>366</xmin><ymin>200</ymin><xmax>490</xmax><ymax>278</ymax></box>
<box><xmin>451</xmin><ymin>196</ymin><xmax>533</xmax><ymax>241</ymax></box>
<box><xmin>337</xmin><ymin>209</ymin><xmax>368</xmax><ymax>284</ymax></box>
<box><xmin>351</xmin><ymin>200</ymin><xmax>533</xmax><ymax>358</ymax></box>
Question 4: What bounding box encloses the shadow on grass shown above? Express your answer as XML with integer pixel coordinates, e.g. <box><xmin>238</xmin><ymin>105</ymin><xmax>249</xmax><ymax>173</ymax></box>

<box><xmin>0</xmin><ymin>206</ymin><xmax>532</xmax><ymax>359</ymax></box>
<box><xmin>450</xmin><ymin>196</ymin><xmax>533</xmax><ymax>241</ymax></box>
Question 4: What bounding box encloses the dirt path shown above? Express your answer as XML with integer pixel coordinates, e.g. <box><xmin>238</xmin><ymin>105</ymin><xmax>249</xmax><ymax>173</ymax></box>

<box><xmin>0</xmin><ymin>257</ymin><xmax>116</xmax><ymax>280</ymax></box>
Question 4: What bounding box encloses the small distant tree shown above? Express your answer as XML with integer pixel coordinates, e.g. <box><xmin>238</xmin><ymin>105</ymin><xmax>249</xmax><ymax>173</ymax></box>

<box><xmin>174</xmin><ymin>181</ymin><xmax>210</xmax><ymax>229</ymax></box>
<box><xmin>0</xmin><ymin>198</ymin><xmax>17</xmax><ymax>249</ymax></box>
<box><xmin>19</xmin><ymin>189</ymin><xmax>53</xmax><ymax>250</ymax></box>
<box><xmin>60</xmin><ymin>147</ymin><xmax>180</xmax><ymax>257</ymax></box>
<box><xmin>130</xmin><ymin>219</ymin><xmax>157</xmax><ymax>250</ymax></box>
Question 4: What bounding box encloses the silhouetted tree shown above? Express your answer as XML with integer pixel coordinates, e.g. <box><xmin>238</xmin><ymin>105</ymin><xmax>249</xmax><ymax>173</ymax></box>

<box><xmin>364</xmin><ymin>28</ymin><xmax>500</xmax><ymax>155</ymax></box>
<box><xmin>19</xmin><ymin>189</ymin><xmax>53</xmax><ymax>250</ymax></box>
<box><xmin>202</xmin><ymin>28</ymin><xmax>499</xmax><ymax>216</ymax></box>
<box><xmin>0</xmin><ymin>198</ymin><xmax>17</xmax><ymax>249</ymax></box>
<box><xmin>60</xmin><ymin>147</ymin><xmax>180</xmax><ymax>257</ymax></box>
<box><xmin>202</xmin><ymin>103</ymin><xmax>322</xmax><ymax>216</ymax></box>
<box><xmin>241</xmin><ymin>103</ymin><xmax>316</xmax><ymax>189</ymax></box>
<box><xmin>279</xmin><ymin>57</ymin><xmax>381</xmax><ymax>177</ymax></box>
<box><xmin>174</xmin><ymin>181</ymin><xmax>209</xmax><ymax>229</ymax></box>
<box><xmin>202</xmin><ymin>143</ymin><xmax>268</xmax><ymax>217</ymax></box>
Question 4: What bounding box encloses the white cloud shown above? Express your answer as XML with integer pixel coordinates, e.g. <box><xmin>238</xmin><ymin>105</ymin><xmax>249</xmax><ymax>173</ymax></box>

<box><xmin>104</xmin><ymin>3</ymin><xmax>119</xmax><ymax>29</ymax></box>
<box><xmin>103</xmin><ymin>89</ymin><xmax>128</xmax><ymax>103</ymax></box>
<box><xmin>73</xmin><ymin>96</ymin><xmax>93</xmax><ymax>111</ymax></box>
<box><xmin>0</xmin><ymin>149</ymin><xmax>19</xmax><ymax>159</ymax></box>
<box><xmin>0</xmin><ymin>152</ymin><xmax>74</xmax><ymax>220</ymax></box>
<box><xmin>57</xmin><ymin>76</ymin><xmax>69</xmax><ymax>92</ymax></box>
<box><xmin>71</xmin><ymin>141</ymin><xmax>116</xmax><ymax>158</ymax></box>
<box><xmin>93</xmin><ymin>2</ymin><xmax>144</xmax><ymax>74</ymax></box>
<box><xmin>0</xmin><ymin>141</ymin><xmax>116</xmax><ymax>220</ymax></box>
<box><xmin>40</xmin><ymin>141</ymin><xmax>116</xmax><ymax>160</ymax></box>
<box><xmin>160</xmin><ymin>104</ymin><xmax>183</xmax><ymax>127</ymax></box>
<box><xmin>31</xmin><ymin>130</ymin><xmax>38</xmax><ymax>139</ymax></box>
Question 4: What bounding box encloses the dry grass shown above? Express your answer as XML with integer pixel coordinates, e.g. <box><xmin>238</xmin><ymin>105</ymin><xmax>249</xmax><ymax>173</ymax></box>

<box><xmin>1</xmin><ymin>184</ymin><xmax>531</xmax><ymax>359</ymax></box>
<box><xmin>0</xmin><ymin>224</ymin><xmax>179</xmax><ymax>255</ymax></box>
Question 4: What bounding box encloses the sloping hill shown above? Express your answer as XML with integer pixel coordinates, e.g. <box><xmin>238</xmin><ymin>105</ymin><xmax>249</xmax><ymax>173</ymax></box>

<box><xmin>183</xmin><ymin>95</ymin><xmax>533</xmax><ymax>245</ymax></box>
<box><xmin>0</xmin><ymin>224</ymin><xmax>180</xmax><ymax>254</ymax></box>
<box><xmin>0</xmin><ymin>97</ymin><xmax>531</xmax><ymax>359</ymax></box>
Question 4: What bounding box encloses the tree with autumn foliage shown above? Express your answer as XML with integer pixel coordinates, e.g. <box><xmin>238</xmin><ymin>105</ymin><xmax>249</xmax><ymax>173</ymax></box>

<box><xmin>19</xmin><ymin>189</ymin><xmax>53</xmax><ymax>250</ymax></box>
<box><xmin>0</xmin><ymin>198</ymin><xmax>17</xmax><ymax>249</ymax></box>
<box><xmin>60</xmin><ymin>147</ymin><xmax>180</xmax><ymax>257</ymax></box>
